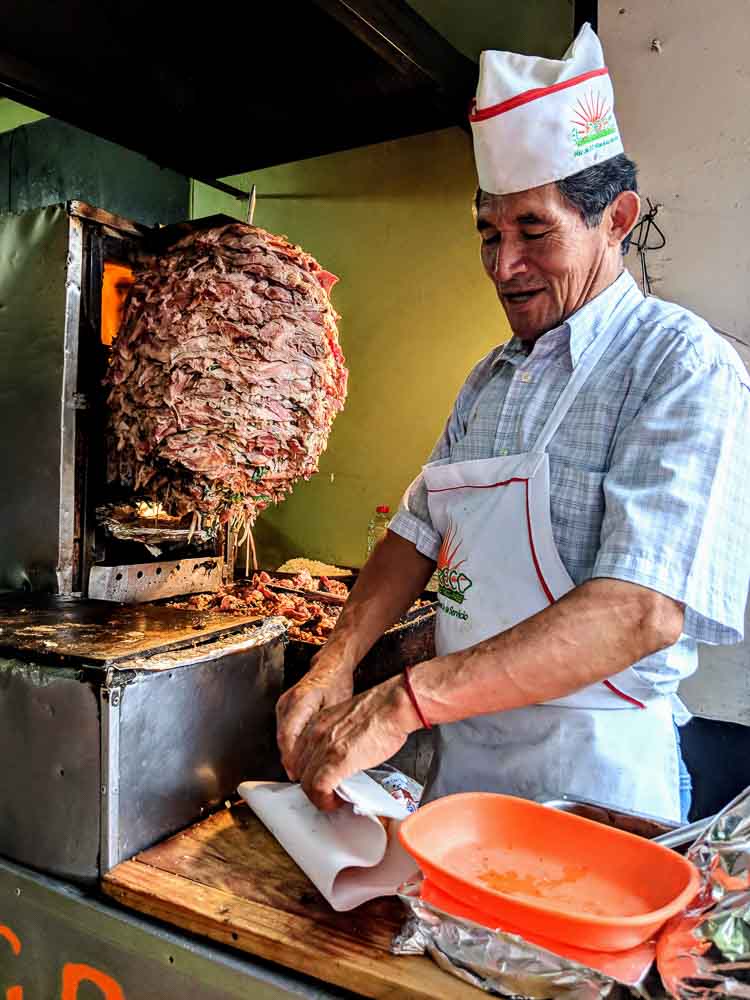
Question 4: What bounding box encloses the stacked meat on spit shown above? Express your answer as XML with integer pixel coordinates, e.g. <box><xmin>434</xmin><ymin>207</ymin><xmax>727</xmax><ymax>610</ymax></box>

<box><xmin>105</xmin><ymin>223</ymin><xmax>347</xmax><ymax>543</ymax></box>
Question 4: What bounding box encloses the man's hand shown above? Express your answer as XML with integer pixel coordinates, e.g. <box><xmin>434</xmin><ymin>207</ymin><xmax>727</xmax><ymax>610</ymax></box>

<box><xmin>276</xmin><ymin>533</ymin><xmax>434</xmax><ymax>782</ymax></box>
<box><xmin>276</xmin><ymin>655</ymin><xmax>354</xmax><ymax>780</ymax></box>
<box><xmin>295</xmin><ymin>675</ymin><xmax>421</xmax><ymax>811</ymax></box>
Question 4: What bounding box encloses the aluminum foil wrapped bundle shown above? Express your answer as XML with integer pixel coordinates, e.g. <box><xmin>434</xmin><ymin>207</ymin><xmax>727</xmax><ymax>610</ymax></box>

<box><xmin>657</xmin><ymin>786</ymin><xmax>750</xmax><ymax>998</ymax></box>
<box><xmin>393</xmin><ymin>882</ymin><xmax>637</xmax><ymax>1000</ymax></box>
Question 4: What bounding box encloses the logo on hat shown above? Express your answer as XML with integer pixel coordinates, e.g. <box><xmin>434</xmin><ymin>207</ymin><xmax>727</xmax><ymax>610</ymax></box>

<box><xmin>570</xmin><ymin>90</ymin><xmax>617</xmax><ymax>149</ymax></box>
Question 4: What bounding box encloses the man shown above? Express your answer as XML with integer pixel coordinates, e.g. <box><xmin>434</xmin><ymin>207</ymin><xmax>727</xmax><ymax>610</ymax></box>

<box><xmin>276</xmin><ymin>24</ymin><xmax>750</xmax><ymax>822</ymax></box>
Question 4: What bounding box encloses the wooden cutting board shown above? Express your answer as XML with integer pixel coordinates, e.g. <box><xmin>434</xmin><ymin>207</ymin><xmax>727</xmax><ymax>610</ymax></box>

<box><xmin>102</xmin><ymin>803</ymin><xmax>477</xmax><ymax>999</ymax></box>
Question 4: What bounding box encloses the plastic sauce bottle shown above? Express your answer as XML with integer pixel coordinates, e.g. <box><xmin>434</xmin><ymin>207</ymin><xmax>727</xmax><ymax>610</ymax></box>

<box><xmin>366</xmin><ymin>505</ymin><xmax>391</xmax><ymax>557</ymax></box>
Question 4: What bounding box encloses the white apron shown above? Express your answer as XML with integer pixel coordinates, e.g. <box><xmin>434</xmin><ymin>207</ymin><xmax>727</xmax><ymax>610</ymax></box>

<box><xmin>422</xmin><ymin>305</ymin><xmax>680</xmax><ymax>822</ymax></box>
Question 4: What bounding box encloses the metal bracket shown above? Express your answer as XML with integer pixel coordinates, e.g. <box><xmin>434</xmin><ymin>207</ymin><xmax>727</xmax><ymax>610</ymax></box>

<box><xmin>88</xmin><ymin>557</ymin><xmax>224</xmax><ymax>603</ymax></box>
<box><xmin>100</xmin><ymin>683</ymin><xmax>122</xmax><ymax>873</ymax></box>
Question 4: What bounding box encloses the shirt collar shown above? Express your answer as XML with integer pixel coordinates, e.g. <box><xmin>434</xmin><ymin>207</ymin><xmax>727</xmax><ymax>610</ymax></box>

<box><xmin>492</xmin><ymin>335</ymin><xmax>527</xmax><ymax>368</ymax></box>
<box><xmin>566</xmin><ymin>270</ymin><xmax>641</xmax><ymax>367</ymax></box>
<box><xmin>491</xmin><ymin>271</ymin><xmax>642</xmax><ymax>370</ymax></box>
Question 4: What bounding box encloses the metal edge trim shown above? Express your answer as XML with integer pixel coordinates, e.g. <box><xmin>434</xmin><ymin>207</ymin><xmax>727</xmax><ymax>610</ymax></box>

<box><xmin>111</xmin><ymin>617</ymin><xmax>289</xmax><ymax>672</ymax></box>
<box><xmin>56</xmin><ymin>213</ymin><xmax>83</xmax><ymax>597</ymax></box>
<box><xmin>100</xmin><ymin>679</ymin><xmax>121</xmax><ymax>874</ymax></box>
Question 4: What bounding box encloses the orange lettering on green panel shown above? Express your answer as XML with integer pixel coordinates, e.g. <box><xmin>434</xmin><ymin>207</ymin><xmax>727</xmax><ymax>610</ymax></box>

<box><xmin>61</xmin><ymin>963</ymin><xmax>125</xmax><ymax>1000</ymax></box>
<box><xmin>0</xmin><ymin>926</ymin><xmax>21</xmax><ymax>957</ymax></box>
<box><xmin>1</xmin><ymin>925</ymin><xmax>23</xmax><ymax>999</ymax></box>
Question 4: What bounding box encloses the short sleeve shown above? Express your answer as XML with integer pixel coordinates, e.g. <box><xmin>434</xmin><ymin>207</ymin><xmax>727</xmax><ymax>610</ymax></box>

<box><xmin>389</xmin><ymin>352</ymin><xmax>498</xmax><ymax>560</ymax></box>
<box><xmin>388</xmin><ymin>472</ymin><xmax>442</xmax><ymax>560</ymax></box>
<box><xmin>592</xmin><ymin>358</ymin><xmax>750</xmax><ymax>644</ymax></box>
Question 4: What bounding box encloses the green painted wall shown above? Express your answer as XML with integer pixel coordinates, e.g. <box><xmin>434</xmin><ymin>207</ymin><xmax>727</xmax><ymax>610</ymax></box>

<box><xmin>407</xmin><ymin>0</ymin><xmax>574</xmax><ymax>59</ymax></box>
<box><xmin>192</xmin><ymin>128</ymin><xmax>511</xmax><ymax>569</ymax></box>
<box><xmin>0</xmin><ymin>117</ymin><xmax>189</xmax><ymax>223</ymax></box>
<box><xmin>0</xmin><ymin>99</ymin><xmax>47</xmax><ymax>133</ymax></box>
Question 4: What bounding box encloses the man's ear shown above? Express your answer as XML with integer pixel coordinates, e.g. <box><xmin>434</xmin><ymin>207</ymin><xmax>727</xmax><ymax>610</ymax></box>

<box><xmin>608</xmin><ymin>190</ymin><xmax>641</xmax><ymax>248</ymax></box>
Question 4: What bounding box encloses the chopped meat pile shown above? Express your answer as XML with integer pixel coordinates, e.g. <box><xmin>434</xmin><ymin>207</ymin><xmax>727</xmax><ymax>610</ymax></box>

<box><xmin>170</xmin><ymin>571</ymin><xmax>342</xmax><ymax>643</ymax></box>
<box><xmin>169</xmin><ymin>572</ymin><xmax>434</xmax><ymax>644</ymax></box>
<box><xmin>105</xmin><ymin>223</ymin><xmax>347</xmax><ymax>531</ymax></box>
<box><xmin>168</xmin><ymin>573</ymin><xmax>433</xmax><ymax>646</ymax></box>
<box><xmin>276</xmin><ymin>569</ymin><xmax>349</xmax><ymax>597</ymax></box>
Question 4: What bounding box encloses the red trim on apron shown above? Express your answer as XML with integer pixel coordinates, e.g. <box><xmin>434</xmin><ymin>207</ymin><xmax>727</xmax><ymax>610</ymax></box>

<box><xmin>430</xmin><ymin>474</ymin><xmax>647</xmax><ymax>711</ymax></box>
<box><xmin>469</xmin><ymin>67</ymin><xmax>610</xmax><ymax>123</ymax></box>
<box><xmin>524</xmin><ymin>480</ymin><xmax>555</xmax><ymax>604</ymax></box>
<box><xmin>427</xmin><ymin>477</ymin><xmax>529</xmax><ymax>493</ymax></box>
<box><xmin>603</xmin><ymin>680</ymin><xmax>646</xmax><ymax>710</ymax></box>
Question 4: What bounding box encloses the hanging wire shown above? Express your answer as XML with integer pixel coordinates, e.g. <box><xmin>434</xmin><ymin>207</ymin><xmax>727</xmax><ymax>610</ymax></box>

<box><xmin>628</xmin><ymin>197</ymin><xmax>666</xmax><ymax>295</ymax></box>
<box><xmin>627</xmin><ymin>199</ymin><xmax>750</xmax><ymax>356</ymax></box>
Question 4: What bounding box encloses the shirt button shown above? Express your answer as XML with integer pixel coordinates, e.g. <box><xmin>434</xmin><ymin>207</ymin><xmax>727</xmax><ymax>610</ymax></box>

<box><xmin>518</xmin><ymin>371</ymin><xmax>533</xmax><ymax>383</ymax></box>
<box><xmin>500</xmin><ymin>448</ymin><xmax>509</xmax><ymax>456</ymax></box>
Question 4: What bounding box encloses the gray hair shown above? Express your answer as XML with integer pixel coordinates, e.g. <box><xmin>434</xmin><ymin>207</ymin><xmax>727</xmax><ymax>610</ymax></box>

<box><xmin>474</xmin><ymin>153</ymin><xmax>639</xmax><ymax>253</ymax></box>
<box><xmin>556</xmin><ymin>153</ymin><xmax>639</xmax><ymax>252</ymax></box>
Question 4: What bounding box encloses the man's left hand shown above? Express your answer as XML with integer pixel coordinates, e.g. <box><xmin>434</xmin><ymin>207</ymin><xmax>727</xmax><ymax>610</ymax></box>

<box><xmin>296</xmin><ymin>674</ymin><xmax>421</xmax><ymax>811</ymax></box>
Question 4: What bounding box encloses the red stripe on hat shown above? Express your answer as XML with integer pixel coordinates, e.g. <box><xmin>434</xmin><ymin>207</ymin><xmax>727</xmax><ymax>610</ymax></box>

<box><xmin>469</xmin><ymin>66</ymin><xmax>610</xmax><ymax>123</ymax></box>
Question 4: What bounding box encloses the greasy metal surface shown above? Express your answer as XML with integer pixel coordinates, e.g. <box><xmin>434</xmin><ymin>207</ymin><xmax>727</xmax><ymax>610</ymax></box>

<box><xmin>0</xmin><ymin>658</ymin><xmax>101</xmax><ymax>881</ymax></box>
<box><xmin>0</xmin><ymin>857</ymin><xmax>344</xmax><ymax>999</ymax></box>
<box><xmin>89</xmin><ymin>557</ymin><xmax>225</xmax><ymax>603</ymax></box>
<box><xmin>0</xmin><ymin>205</ymin><xmax>69</xmax><ymax>592</ymax></box>
<box><xmin>543</xmin><ymin>797</ymin><xmax>679</xmax><ymax>840</ymax></box>
<box><xmin>56</xmin><ymin>211</ymin><xmax>83</xmax><ymax>596</ymax></box>
<box><xmin>110</xmin><ymin>620</ymin><xmax>286</xmax><ymax>865</ymax></box>
<box><xmin>0</xmin><ymin>617</ymin><xmax>286</xmax><ymax>881</ymax></box>
<box><xmin>653</xmin><ymin>814</ymin><xmax>716</xmax><ymax>850</ymax></box>
<box><xmin>0</xmin><ymin>593</ymin><xmax>265</xmax><ymax>666</ymax></box>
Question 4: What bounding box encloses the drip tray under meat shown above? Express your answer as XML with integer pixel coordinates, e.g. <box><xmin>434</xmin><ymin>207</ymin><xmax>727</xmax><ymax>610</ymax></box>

<box><xmin>0</xmin><ymin>592</ymin><xmax>264</xmax><ymax>667</ymax></box>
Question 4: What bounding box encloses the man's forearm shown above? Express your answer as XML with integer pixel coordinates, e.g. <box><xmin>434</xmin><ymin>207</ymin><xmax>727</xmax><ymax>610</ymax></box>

<box><xmin>410</xmin><ymin>578</ymin><xmax>684</xmax><ymax>724</ymax></box>
<box><xmin>318</xmin><ymin>530</ymin><xmax>434</xmax><ymax>672</ymax></box>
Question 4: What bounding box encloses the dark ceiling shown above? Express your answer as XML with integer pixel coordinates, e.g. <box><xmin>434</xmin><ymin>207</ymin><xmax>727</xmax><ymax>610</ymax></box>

<box><xmin>0</xmin><ymin>0</ymin><xmax>480</xmax><ymax>190</ymax></box>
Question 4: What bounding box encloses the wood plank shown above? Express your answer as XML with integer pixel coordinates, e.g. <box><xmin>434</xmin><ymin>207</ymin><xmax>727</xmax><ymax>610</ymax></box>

<box><xmin>103</xmin><ymin>805</ymin><xmax>476</xmax><ymax>999</ymax></box>
<box><xmin>133</xmin><ymin>805</ymin><xmax>401</xmax><ymax>951</ymax></box>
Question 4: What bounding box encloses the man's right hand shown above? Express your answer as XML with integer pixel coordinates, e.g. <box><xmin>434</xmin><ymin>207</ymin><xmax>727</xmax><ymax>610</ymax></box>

<box><xmin>276</xmin><ymin>654</ymin><xmax>354</xmax><ymax>780</ymax></box>
<box><xmin>276</xmin><ymin>532</ymin><xmax>435</xmax><ymax>781</ymax></box>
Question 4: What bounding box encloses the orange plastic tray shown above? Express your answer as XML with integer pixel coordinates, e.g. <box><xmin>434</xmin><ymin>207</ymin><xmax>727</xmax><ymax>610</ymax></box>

<box><xmin>399</xmin><ymin>794</ymin><xmax>700</xmax><ymax>952</ymax></box>
<box><xmin>420</xmin><ymin>879</ymin><xmax>656</xmax><ymax>984</ymax></box>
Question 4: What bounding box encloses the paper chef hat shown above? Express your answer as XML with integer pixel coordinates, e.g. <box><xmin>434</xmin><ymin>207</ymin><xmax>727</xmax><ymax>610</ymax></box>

<box><xmin>470</xmin><ymin>23</ymin><xmax>624</xmax><ymax>195</ymax></box>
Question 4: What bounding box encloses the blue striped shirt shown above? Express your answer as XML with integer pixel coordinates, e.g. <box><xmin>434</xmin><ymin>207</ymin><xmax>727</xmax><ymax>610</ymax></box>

<box><xmin>390</xmin><ymin>271</ymin><xmax>750</xmax><ymax>694</ymax></box>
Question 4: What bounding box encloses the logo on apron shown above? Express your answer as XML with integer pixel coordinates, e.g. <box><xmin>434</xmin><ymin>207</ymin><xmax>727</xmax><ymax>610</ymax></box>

<box><xmin>437</xmin><ymin>521</ymin><xmax>473</xmax><ymax>618</ymax></box>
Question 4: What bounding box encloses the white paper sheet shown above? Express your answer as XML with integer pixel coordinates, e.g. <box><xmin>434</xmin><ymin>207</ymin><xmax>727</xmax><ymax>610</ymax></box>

<box><xmin>238</xmin><ymin>772</ymin><xmax>419</xmax><ymax>911</ymax></box>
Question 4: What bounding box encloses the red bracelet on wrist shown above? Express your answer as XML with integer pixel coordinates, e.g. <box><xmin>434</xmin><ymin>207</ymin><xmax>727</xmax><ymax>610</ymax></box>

<box><xmin>403</xmin><ymin>666</ymin><xmax>431</xmax><ymax>730</ymax></box>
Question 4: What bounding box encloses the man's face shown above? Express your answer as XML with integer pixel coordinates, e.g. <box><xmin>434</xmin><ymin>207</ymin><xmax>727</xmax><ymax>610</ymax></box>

<box><xmin>476</xmin><ymin>184</ymin><xmax>610</xmax><ymax>342</ymax></box>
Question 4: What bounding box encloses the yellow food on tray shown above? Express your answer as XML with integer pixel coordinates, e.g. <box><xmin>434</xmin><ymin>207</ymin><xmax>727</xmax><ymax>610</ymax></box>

<box><xmin>276</xmin><ymin>558</ymin><xmax>350</xmax><ymax>577</ymax></box>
